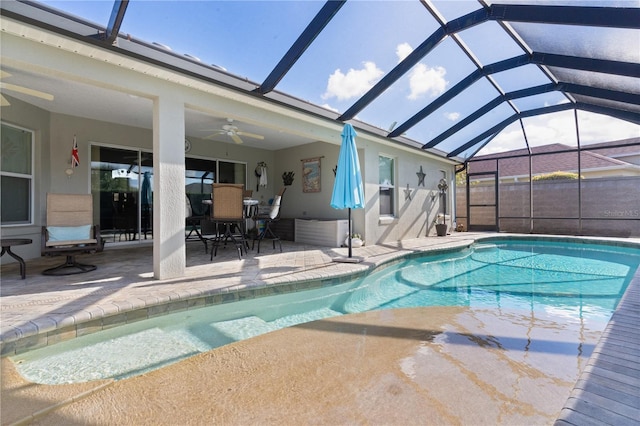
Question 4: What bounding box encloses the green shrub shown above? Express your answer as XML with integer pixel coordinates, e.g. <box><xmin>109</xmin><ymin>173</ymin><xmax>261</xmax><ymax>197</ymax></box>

<box><xmin>532</xmin><ymin>171</ymin><xmax>581</xmax><ymax>181</ymax></box>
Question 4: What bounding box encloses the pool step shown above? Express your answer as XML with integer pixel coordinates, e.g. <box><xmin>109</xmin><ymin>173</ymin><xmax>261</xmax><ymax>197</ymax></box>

<box><xmin>14</xmin><ymin>327</ymin><xmax>202</xmax><ymax>384</ymax></box>
<box><xmin>342</xmin><ymin>281</ymin><xmax>417</xmax><ymax>313</ymax></box>
<box><xmin>212</xmin><ymin>316</ymin><xmax>277</xmax><ymax>342</ymax></box>
<box><xmin>272</xmin><ymin>307</ymin><xmax>343</xmax><ymax>329</ymax></box>
<box><xmin>210</xmin><ymin>308</ymin><xmax>344</xmax><ymax>343</ymax></box>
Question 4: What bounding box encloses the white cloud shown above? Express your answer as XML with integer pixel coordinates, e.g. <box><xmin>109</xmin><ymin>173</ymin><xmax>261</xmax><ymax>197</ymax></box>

<box><xmin>572</xmin><ymin>111</ymin><xmax>640</xmax><ymax>143</ymax></box>
<box><xmin>396</xmin><ymin>42</ymin><xmax>413</xmax><ymax>63</ymax></box>
<box><xmin>395</xmin><ymin>41</ymin><xmax>448</xmax><ymax>100</ymax></box>
<box><xmin>478</xmin><ymin>110</ymin><xmax>639</xmax><ymax>155</ymax></box>
<box><xmin>322</xmin><ymin>61</ymin><xmax>383</xmax><ymax>101</ymax></box>
<box><xmin>322</xmin><ymin>42</ymin><xmax>447</xmax><ymax>103</ymax></box>
<box><xmin>408</xmin><ymin>63</ymin><xmax>447</xmax><ymax>100</ymax></box>
<box><xmin>445</xmin><ymin>112</ymin><xmax>460</xmax><ymax>121</ymax></box>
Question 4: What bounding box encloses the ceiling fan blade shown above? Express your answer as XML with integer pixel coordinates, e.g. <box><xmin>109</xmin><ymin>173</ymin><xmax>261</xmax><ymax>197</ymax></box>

<box><xmin>230</xmin><ymin>133</ymin><xmax>243</xmax><ymax>144</ymax></box>
<box><xmin>203</xmin><ymin>130</ymin><xmax>225</xmax><ymax>139</ymax></box>
<box><xmin>0</xmin><ymin>82</ymin><xmax>54</xmax><ymax>101</ymax></box>
<box><xmin>236</xmin><ymin>131</ymin><xmax>264</xmax><ymax>140</ymax></box>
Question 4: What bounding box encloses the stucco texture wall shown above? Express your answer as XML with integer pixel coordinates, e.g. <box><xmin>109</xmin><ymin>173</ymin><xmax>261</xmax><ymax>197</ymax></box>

<box><xmin>0</xmin><ymin>98</ymin><xmax>277</xmax><ymax>263</ymax></box>
<box><xmin>272</xmin><ymin>141</ymin><xmax>345</xmax><ymax>222</ymax></box>
<box><xmin>272</xmin><ymin>139</ymin><xmax>456</xmax><ymax>245</ymax></box>
<box><xmin>363</xmin><ymin>142</ymin><xmax>455</xmax><ymax>244</ymax></box>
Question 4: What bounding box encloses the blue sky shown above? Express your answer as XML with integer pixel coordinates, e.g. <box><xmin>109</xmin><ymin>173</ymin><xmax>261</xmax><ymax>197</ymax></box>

<box><xmin>40</xmin><ymin>1</ymin><xmax>639</xmax><ymax>157</ymax></box>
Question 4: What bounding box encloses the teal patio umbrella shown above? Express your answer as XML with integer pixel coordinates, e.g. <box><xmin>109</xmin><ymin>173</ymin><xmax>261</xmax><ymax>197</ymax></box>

<box><xmin>331</xmin><ymin>123</ymin><xmax>364</xmax><ymax>260</ymax></box>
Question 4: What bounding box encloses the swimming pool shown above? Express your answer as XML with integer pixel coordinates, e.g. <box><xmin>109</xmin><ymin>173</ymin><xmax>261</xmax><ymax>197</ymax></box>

<box><xmin>12</xmin><ymin>237</ymin><xmax>640</xmax><ymax>384</ymax></box>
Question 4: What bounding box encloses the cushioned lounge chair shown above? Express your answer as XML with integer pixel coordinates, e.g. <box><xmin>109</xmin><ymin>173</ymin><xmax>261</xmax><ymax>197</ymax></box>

<box><xmin>41</xmin><ymin>193</ymin><xmax>103</xmax><ymax>275</ymax></box>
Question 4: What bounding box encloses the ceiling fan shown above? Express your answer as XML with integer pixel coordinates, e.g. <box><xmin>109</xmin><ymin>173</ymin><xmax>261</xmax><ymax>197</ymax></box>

<box><xmin>204</xmin><ymin>118</ymin><xmax>264</xmax><ymax>144</ymax></box>
<box><xmin>0</xmin><ymin>70</ymin><xmax>54</xmax><ymax>106</ymax></box>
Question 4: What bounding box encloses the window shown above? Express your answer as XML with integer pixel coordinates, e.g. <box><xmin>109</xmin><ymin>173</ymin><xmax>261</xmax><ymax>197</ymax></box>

<box><xmin>1</xmin><ymin>123</ymin><xmax>33</xmax><ymax>225</ymax></box>
<box><xmin>218</xmin><ymin>160</ymin><xmax>246</xmax><ymax>186</ymax></box>
<box><xmin>379</xmin><ymin>155</ymin><xmax>395</xmax><ymax>217</ymax></box>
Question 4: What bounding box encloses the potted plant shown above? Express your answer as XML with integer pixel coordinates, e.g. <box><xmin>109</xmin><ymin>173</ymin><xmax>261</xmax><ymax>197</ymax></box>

<box><xmin>282</xmin><ymin>171</ymin><xmax>295</xmax><ymax>186</ymax></box>
<box><xmin>434</xmin><ymin>214</ymin><xmax>447</xmax><ymax>236</ymax></box>
<box><xmin>344</xmin><ymin>233</ymin><xmax>364</xmax><ymax>248</ymax></box>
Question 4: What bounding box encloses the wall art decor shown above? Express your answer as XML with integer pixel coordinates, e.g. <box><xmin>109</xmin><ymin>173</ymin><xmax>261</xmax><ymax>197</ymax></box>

<box><xmin>301</xmin><ymin>157</ymin><xmax>321</xmax><ymax>193</ymax></box>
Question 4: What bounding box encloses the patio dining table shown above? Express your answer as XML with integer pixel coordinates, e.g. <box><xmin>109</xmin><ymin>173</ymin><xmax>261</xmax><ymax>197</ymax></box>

<box><xmin>202</xmin><ymin>197</ymin><xmax>259</xmax><ymax>240</ymax></box>
<box><xmin>202</xmin><ymin>198</ymin><xmax>259</xmax><ymax>217</ymax></box>
<box><xmin>243</xmin><ymin>198</ymin><xmax>259</xmax><ymax>218</ymax></box>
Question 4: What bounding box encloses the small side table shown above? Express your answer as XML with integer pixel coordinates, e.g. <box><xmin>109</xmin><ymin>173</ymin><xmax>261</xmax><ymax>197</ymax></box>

<box><xmin>1</xmin><ymin>238</ymin><xmax>32</xmax><ymax>279</ymax></box>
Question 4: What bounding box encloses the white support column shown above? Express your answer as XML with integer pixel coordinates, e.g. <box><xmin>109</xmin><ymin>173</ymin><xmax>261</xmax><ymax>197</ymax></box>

<box><xmin>152</xmin><ymin>95</ymin><xmax>186</xmax><ymax>279</ymax></box>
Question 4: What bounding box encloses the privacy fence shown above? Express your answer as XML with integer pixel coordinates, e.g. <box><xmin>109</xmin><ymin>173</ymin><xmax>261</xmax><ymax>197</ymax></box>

<box><xmin>455</xmin><ymin>142</ymin><xmax>640</xmax><ymax>238</ymax></box>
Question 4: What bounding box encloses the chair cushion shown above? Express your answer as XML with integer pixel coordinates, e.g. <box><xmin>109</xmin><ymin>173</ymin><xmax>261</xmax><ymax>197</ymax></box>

<box><xmin>269</xmin><ymin>196</ymin><xmax>282</xmax><ymax>219</ymax></box>
<box><xmin>47</xmin><ymin>225</ymin><xmax>91</xmax><ymax>242</ymax></box>
<box><xmin>46</xmin><ymin>238</ymin><xmax>98</xmax><ymax>247</ymax></box>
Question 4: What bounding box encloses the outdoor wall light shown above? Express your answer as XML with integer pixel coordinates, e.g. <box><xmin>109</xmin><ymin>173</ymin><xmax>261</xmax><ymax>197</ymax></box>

<box><xmin>438</xmin><ymin>178</ymin><xmax>449</xmax><ymax>193</ymax></box>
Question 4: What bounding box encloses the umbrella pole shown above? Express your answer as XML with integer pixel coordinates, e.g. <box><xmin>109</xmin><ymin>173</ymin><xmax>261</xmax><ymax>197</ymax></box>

<box><xmin>348</xmin><ymin>208</ymin><xmax>352</xmax><ymax>258</ymax></box>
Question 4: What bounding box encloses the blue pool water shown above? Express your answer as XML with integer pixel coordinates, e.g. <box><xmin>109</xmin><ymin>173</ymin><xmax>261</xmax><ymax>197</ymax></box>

<box><xmin>13</xmin><ymin>238</ymin><xmax>640</xmax><ymax>384</ymax></box>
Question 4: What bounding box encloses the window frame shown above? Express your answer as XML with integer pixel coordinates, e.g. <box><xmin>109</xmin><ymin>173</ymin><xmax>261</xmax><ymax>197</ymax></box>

<box><xmin>378</xmin><ymin>154</ymin><xmax>396</xmax><ymax>218</ymax></box>
<box><xmin>1</xmin><ymin>122</ymin><xmax>35</xmax><ymax>227</ymax></box>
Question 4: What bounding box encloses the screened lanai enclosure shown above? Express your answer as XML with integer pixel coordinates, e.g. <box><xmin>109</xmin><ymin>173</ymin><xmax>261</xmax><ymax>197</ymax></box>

<box><xmin>1</xmin><ymin>0</ymin><xmax>639</xmax><ymax>240</ymax></box>
<box><xmin>457</xmin><ymin>137</ymin><xmax>640</xmax><ymax>237</ymax></box>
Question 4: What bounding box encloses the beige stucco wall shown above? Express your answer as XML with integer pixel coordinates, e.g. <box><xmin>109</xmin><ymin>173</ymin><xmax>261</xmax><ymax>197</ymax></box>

<box><xmin>0</xmin><ymin>98</ymin><xmax>279</xmax><ymax>263</ymax></box>
<box><xmin>272</xmin><ymin>141</ymin><xmax>344</xmax><ymax>219</ymax></box>
<box><xmin>267</xmin><ymin>135</ymin><xmax>460</xmax><ymax>244</ymax></box>
<box><xmin>271</xmin><ymin>139</ymin><xmax>456</xmax><ymax>245</ymax></box>
<box><xmin>361</xmin><ymin>140</ymin><xmax>454</xmax><ymax>244</ymax></box>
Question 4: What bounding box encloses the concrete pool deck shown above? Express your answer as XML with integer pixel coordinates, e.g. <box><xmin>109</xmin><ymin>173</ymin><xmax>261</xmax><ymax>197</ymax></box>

<box><xmin>1</xmin><ymin>233</ymin><xmax>639</xmax><ymax>424</ymax></box>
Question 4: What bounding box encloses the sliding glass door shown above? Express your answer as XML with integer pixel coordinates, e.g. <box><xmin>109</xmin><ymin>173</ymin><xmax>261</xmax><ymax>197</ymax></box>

<box><xmin>185</xmin><ymin>157</ymin><xmax>246</xmax><ymax>235</ymax></box>
<box><xmin>92</xmin><ymin>146</ymin><xmax>247</xmax><ymax>245</ymax></box>
<box><xmin>91</xmin><ymin>146</ymin><xmax>153</xmax><ymax>244</ymax></box>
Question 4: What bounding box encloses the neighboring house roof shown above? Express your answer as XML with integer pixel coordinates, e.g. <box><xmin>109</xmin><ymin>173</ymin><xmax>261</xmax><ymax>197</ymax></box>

<box><xmin>468</xmin><ymin>138</ymin><xmax>640</xmax><ymax>177</ymax></box>
<box><xmin>583</xmin><ymin>137</ymin><xmax>640</xmax><ymax>164</ymax></box>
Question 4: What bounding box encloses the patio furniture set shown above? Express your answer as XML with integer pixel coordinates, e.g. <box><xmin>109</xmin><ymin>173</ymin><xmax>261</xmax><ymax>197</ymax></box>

<box><xmin>3</xmin><ymin>188</ymin><xmax>286</xmax><ymax>279</ymax></box>
<box><xmin>191</xmin><ymin>184</ymin><xmax>286</xmax><ymax>260</ymax></box>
